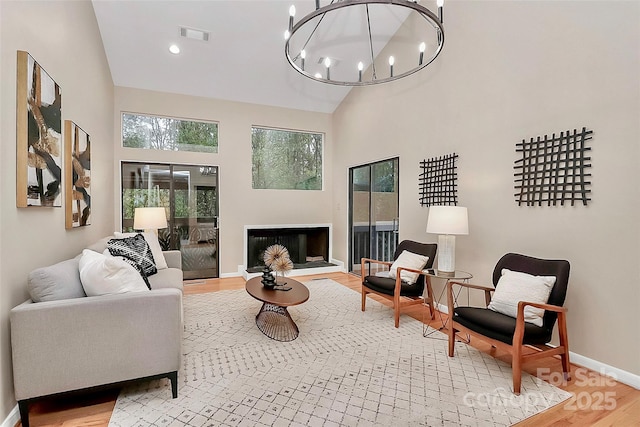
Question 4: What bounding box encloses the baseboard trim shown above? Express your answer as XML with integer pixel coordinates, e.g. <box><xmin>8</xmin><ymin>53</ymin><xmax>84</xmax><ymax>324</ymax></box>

<box><xmin>1</xmin><ymin>405</ymin><xmax>19</xmax><ymax>427</ymax></box>
<box><xmin>434</xmin><ymin>302</ymin><xmax>640</xmax><ymax>390</ymax></box>
<box><xmin>569</xmin><ymin>352</ymin><xmax>640</xmax><ymax>390</ymax></box>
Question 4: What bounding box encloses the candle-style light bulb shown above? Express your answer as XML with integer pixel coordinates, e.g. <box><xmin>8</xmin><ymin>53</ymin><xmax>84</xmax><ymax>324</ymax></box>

<box><xmin>288</xmin><ymin>5</ymin><xmax>296</xmax><ymax>31</ymax></box>
<box><xmin>324</xmin><ymin>57</ymin><xmax>331</xmax><ymax>80</ymax></box>
<box><xmin>358</xmin><ymin>61</ymin><xmax>364</xmax><ymax>82</ymax></box>
<box><xmin>300</xmin><ymin>49</ymin><xmax>306</xmax><ymax>70</ymax></box>
<box><xmin>419</xmin><ymin>42</ymin><xmax>426</xmax><ymax>65</ymax></box>
<box><xmin>389</xmin><ymin>56</ymin><xmax>395</xmax><ymax>77</ymax></box>
<box><xmin>437</xmin><ymin>0</ymin><xmax>444</xmax><ymax>6</ymax></box>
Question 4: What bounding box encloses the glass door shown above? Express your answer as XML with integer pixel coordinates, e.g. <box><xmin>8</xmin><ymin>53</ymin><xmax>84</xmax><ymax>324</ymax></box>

<box><xmin>348</xmin><ymin>158</ymin><xmax>399</xmax><ymax>275</ymax></box>
<box><xmin>122</xmin><ymin>162</ymin><xmax>219</xmax><ymax>280</ymax></box>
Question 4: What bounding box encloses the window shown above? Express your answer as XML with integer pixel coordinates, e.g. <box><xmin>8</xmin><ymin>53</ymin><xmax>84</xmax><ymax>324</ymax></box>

<box><xmin>122</xmin><ymin>112</ymin><xmax>218</xmax><ymax>153</ymax></box>
<box><xmin>251</xmin><ymin>126</ymin><xmax>323</xmax><ymax>190</ymax></box>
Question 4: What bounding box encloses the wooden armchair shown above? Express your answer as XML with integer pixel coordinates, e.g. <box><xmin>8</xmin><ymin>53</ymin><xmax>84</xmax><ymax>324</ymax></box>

<box><xmin>446</xmin><ymin>253</ymin><xmax>570</xmax><ymax>394</ymax></box>
<box><xmin>361</xmin><ymin>240</ymin><xmax>437</xmax><ymax>328</ymax></box>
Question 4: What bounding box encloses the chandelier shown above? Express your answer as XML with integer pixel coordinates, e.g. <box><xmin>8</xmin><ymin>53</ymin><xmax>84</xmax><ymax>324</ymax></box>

<box><xmin>285</xmin><ymin>0</ymin><xmax>445</xmax><ymax>86</ymax></box>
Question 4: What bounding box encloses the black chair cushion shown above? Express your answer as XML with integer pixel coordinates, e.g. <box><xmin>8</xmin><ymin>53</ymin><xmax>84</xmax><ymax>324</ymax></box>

<box><xmin>363</xmin><ymin>275</ymin><xmax>424</xmax><ymax>297</ymax></box>
<box><xmin>454</xmin><ymin>307</ymin><xmax>552</xmax><ymax>345</ymax></box>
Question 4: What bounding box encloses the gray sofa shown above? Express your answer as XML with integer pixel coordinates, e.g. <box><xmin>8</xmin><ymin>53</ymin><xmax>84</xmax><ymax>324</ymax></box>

<box><xmin>10</xmin><ymin>236</ymin><xmax>184</xmax><ymax>427</ymax></box>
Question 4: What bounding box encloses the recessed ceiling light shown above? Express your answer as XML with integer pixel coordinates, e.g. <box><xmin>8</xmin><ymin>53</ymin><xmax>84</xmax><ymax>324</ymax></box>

<box><xmin>169</xmin><ymin>44</ymin><xmax>180</xmax><ymax>54</ymax></box>
<box><xmin>180</xmin><ymin>26</ymin><xmax>210</xmax><ymax>42</ymax></box>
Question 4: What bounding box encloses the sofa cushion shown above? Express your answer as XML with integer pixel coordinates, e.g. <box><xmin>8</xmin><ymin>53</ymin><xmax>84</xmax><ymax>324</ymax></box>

<box><xmin>148</xmin><ymin>268</ymin><xmax>184</xmax><ymax>292</ymax></box>
<box><xmin>79</xmin><ymin>249</ymin><xmax>149</xmax><ymax>296</ymax></box>
<box><xmin>28</xmin><ymin>256</ymin><xmax>86</xmax><ymax>302</ymax></box>
<box><xmin>102</xmin><ymin>250</ymin><xmax>151</xmax><ymax>290</ymax></box>
<box><xmin>107</xmin><ymin>234</ymin><xmax>157</xmax><ymax>277</ymax></box>
<box><xmin>115</xmin><ymin>231</ymin><xmax>168</xmax><ymax>270</ymax></box>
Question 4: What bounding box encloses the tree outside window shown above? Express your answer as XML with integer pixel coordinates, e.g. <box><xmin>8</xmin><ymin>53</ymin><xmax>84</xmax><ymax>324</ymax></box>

<box><xmin>251</xmin><ymin>127</ymin><xmax>323</xmax><ymax>190</ymax></box>
<box><xmin>122</xmin><ymin>113</ymin><xmax>218</xmax><ymax>153</ymax></box>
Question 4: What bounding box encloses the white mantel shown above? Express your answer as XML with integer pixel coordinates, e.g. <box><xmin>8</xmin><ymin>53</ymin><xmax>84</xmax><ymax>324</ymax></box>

<box><xmin>240</xmin><ymin>223</ymin><xmax>344</xmax><ymax>279</ymax></box>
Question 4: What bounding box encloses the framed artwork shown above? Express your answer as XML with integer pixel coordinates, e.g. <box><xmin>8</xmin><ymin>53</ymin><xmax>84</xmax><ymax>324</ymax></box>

<box><xmin>16</xmin><ymin>51</ymin><xmax>63</xmax><ymax>207</ymax></box>
<box><xmin>65</xmin><ymin>120</ymin><xmax>91</xmax><ymax>228</ymax></box>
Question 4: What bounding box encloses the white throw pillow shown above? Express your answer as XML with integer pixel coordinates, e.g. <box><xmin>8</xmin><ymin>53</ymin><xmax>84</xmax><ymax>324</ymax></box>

<box><xmin>488</xmin><ymin>268</ymin><xmax>556</xmax><ymax>327</ymax></box>
<box><xmin>388</xmin><ymin>250</ymin><xmax>429</xmax><ymax>285</ymax></box>
<box><xmin>114</xmin><ymin>231</ymin><xmax>168</xmax><ymax>270</ymax></box>
<box><xmin>79</xmin><ymin>249</ymin><xmax>149</xmax><ymax>296</ymax></box>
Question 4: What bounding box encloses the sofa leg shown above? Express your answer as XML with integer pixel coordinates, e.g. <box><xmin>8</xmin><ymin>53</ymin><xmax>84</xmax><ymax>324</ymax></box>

<box><xmin>18</xmin><ymin>400</ymin><xmax>30</xmax><ymax>427</ymax></box>
<box><xmin>168</xmin><ymin>371</ymin><xmax>178</xmax><ymax>398</ymax></box>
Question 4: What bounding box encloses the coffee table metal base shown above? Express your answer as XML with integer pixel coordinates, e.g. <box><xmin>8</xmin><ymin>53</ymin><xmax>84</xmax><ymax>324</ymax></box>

<box><xmin>255</xmin><ymin>302</ymin><xmax>299</xmax><ymax>342</ymax></box>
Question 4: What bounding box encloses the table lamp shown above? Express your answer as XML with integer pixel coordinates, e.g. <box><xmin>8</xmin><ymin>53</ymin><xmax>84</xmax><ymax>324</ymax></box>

<box><xmin>426</xmin><ymin>206</ymin><xmax>468</xmax><ymax>273</ymax></box>
<box><xmin>133</xmin><ymin>207</ymin><xmax>168</xmax><ymax>235</ymax></box>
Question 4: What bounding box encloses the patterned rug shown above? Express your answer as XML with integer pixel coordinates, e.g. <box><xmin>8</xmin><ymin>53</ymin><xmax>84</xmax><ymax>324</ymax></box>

<box><xmin>109</xmin><ymin>279</ymin><xmax>571</xmax><ymax>427</ymax></box>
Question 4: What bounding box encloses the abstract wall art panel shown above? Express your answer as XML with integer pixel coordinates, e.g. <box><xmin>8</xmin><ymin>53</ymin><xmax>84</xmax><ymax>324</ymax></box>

<box><xmin>65</xmin><ymin>120</ymin><xmax>91</xmax><ymax>228</ymax></box>
<box><xmin>16</xmin><ymin>51</ymin><xmax>63</xmax><ymax>207</ymax></box>
<box><xmin>514</xmin><ymin>127</ymin><xmax>593</xmax><ymax>206</ymax></box>
<box><xmin>419</xmin><ymin>153</ymin><xmax>458</xmax><ymax>207</ymax></box>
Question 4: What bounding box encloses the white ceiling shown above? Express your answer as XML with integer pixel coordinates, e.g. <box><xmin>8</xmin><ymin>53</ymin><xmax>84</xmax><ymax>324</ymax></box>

<box><xmin>92</xmin><ymin>0</ymin><xmax>355</xmax><ymax>114</ymax></box>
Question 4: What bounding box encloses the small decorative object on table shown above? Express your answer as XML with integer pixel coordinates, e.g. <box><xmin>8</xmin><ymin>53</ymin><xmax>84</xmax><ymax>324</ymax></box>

<box><xmin>263</xmin><ymin>244</ymin><xmax>294</xmax><ymax>289</ymax></box>
<box><xmin>260</xmin><ymin>266</ymin><xmax>277</xmax><ymax>289</ymax></box>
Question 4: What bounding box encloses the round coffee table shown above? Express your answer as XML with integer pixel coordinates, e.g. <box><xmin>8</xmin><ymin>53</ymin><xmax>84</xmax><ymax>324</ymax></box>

<box><xmin>245</xmin><ymin>276</ymin><xmax>309</xmax><ymax>342</ymax></box>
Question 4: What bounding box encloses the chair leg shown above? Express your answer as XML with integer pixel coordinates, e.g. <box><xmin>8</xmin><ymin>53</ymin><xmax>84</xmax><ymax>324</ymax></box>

<box><xmin>394</xmin><ymin>292</ymin><xmax>400</xmax><ymax>328</ymax></box>
<box><xmin>447</xmin><ymin>323</ymin><xmax>455</xmax><ymax>357</ymax></box>
<box><xmin>361</xmin><ymin>288</ymin><xmax>367</xmax><ymax>312</ymax></box>
<box><xmin>558</xmin><ymin>312</ymin><xmax>571</xmax><ymax>380</ymax></box>
<box><xmin>512</xmin><ymin>346</ymin><xmax>523</xmax><ymax>395</ymax></box>
<box><xmin>394</xmin><ymin>308</ymin><xmax>400</xmax><ymax>328</ymax></box>
<box><xmin>425</xmin><ymin>277</ymin><xmax>435</xmax><ymax>320</ymax></box>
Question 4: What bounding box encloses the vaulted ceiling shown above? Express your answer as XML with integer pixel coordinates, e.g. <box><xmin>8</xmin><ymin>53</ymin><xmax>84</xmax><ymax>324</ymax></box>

<box><xmin>92</xmin><ymin>0</ymin><xmax>355</xmax><ymax>113</ymax></box>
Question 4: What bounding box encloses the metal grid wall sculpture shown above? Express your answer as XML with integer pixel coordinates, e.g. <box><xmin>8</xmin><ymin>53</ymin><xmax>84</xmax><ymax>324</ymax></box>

<box><xmin>514</xmin><ymin>127</ymin><xmax>593</xmax><ymax>206</ymax></box>
<box><xmin>419</xmin><ymin>153</ymin><xmax>458</xmax><ymax>207</ymax></box>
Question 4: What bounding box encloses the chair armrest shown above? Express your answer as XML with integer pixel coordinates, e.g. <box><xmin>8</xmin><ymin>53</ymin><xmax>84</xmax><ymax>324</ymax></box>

<box><xmin>361</xmin><ymin>258</ymin><xmax>392</xmax><ymax>281</ymax></box>
<box><xmin>447</xmin><ymin>281</ymin><xmax>495</xmax><ymax>312</ymax></box>
<box><xmin>513</xmin><ymin>301</ymin><xmax>567</xmax><ymax>346</ymax></box>
<box><xmin>449</xmin><ymin>281</ymin><xmax>495</xmax><ymax>292</ymax></box>
<box><xmin>163</xmin><ymin>250</ymin><xmax>182</xmax><ymax>270</ymax></box>
<box><xmin>517</xmin><ymin>301</ymin><xmax>567</xmax><ymax>313</ymax></box>
<box><xmin>360</xmin><ymin>258</ymin><xmax>392</xmax><ymax>267</ymax></box>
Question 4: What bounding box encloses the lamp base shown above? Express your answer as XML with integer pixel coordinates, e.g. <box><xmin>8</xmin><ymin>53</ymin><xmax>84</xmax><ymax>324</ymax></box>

<box><xmin>437</xmin><ymin>234</ymin><xmax>456</xmax><ymax>273</ymax></box>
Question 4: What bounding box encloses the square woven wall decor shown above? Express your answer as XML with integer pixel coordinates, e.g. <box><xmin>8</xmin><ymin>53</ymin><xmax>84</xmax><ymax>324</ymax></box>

<box><xmin>514</xmin><ymin>127</ymin><xmax>593</xmax><ymax>206</ymax></box>
<box><xmin>419</xmin><ymin>153</ymin><xmax>458</xmax><ymax>207</ymax></box>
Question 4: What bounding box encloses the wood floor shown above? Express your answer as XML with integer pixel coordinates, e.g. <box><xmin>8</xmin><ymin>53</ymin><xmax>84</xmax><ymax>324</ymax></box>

<box><xmin>19</xmin><ymin>272</ymin><xmax>640</xmax><ymax>427</ymax></box>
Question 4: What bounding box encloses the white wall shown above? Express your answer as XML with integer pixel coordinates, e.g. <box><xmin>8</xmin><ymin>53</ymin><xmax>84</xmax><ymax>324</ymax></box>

<box><xmin>0</xmin><ymin>0</ymin><xmax>115</xmax><ymax>420</ymax></box>
<box><xmin>332</xmin><ymin>0</ymin><xmax>640</xmax><ymax>376</ymax></box>
<box><xmin>113</xmin><ymin>87</ymin><xmax>334</xmax><ymax>275</ymax></box>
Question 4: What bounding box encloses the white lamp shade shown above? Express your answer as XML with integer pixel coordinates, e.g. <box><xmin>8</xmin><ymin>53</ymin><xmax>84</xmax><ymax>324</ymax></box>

<box><xmin>426</xmin><ymin>206</ymin><xmax>469</xmax><ymax>235</ymax></box>
<box><xmin>133</xmin><ymin>207</ymin><xmax>168</xmax><ymax>230</ymax></box>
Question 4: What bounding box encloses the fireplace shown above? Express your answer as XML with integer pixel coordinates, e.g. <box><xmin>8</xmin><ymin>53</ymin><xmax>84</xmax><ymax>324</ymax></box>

<box><xmin>246</xmin><ymin>225</ymin><xmax>332</xmax><ymax>273</ymax></box>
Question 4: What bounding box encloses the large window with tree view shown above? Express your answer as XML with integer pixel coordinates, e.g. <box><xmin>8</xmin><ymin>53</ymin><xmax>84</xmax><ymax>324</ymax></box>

<box><xmin>122</xmin><ymin>112</ymin><xmax>218</xmax><ymax>153</ymax></box>
<box><xmin>251</xmin><ymin>127</ymin><xmax>323</xmax><ymax>190</ymax></box>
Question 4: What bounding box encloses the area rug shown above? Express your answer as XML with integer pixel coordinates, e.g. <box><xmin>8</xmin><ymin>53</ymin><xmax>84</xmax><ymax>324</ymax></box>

<box><xmin>109</xmin><ymin>279</ymin><xmax>571</xmax><ymax>427</ymax></box>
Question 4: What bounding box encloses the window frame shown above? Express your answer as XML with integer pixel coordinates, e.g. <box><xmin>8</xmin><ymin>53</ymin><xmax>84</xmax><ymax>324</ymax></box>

<box><xmin>251</xmin><ymin>125</ymin><xmax>325</xmax><ymax>191</ymax></box>
<box><xmin>121</xmin><ymin>111</ymin><xmax>219</xmax><ymax>154</ymax></box>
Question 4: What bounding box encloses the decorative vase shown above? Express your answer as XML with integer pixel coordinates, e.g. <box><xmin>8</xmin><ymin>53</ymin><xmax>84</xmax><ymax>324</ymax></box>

<box><xmin>260</xmin><ymin>266</ymin><xmax>276</xmax><ymax>289</ymax></box>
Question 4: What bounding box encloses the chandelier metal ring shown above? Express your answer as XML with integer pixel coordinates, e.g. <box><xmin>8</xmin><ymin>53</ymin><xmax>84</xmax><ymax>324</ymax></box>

<box><xmin>285</xmin><ymin>0</ymin><xmax>445</xmax><ymax>86</ymax></box>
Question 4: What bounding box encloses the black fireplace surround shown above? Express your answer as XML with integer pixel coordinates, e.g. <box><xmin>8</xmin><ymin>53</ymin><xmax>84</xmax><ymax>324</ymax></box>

<box><xmin>247</xmin><ymin>226</ymin><xmax>331</xmax><ymax>272</ymax></box>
